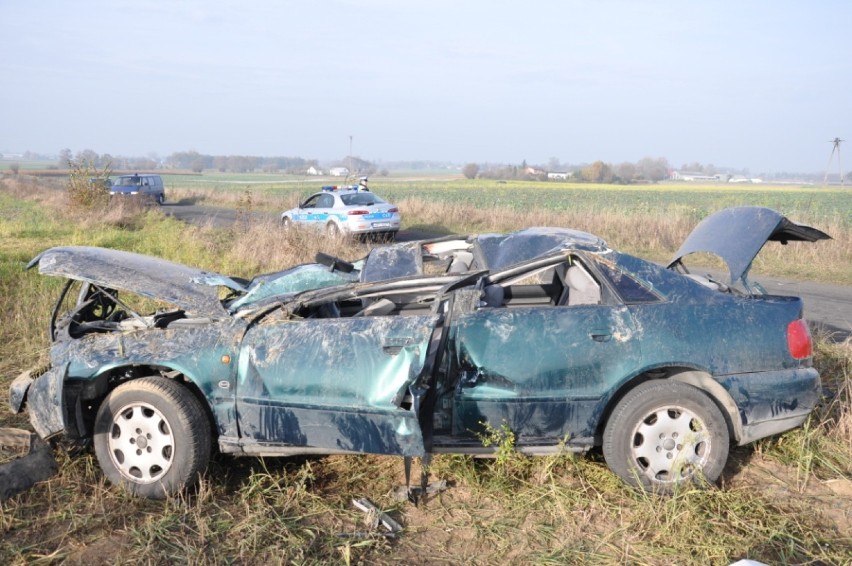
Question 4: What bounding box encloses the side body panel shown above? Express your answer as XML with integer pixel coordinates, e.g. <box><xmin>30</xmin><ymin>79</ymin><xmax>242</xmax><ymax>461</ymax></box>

<box><xmin>624</xmin><ymin>292</ymin><xmax>821</xmax><ymax>440</ymax></box>
<box><xmin>448</xmin><ymin>305</ymin><xmax>641</xmax><ymax>445</ymax></box>
<box><xmin>49</xmin><ymin>321</ymin><xmax>243</xmax><ymax>438</ymax></box>
<box><xmin>235</xmin><ymin>314</ymin><xmax>440</xmax><ymax>456</ymax></box>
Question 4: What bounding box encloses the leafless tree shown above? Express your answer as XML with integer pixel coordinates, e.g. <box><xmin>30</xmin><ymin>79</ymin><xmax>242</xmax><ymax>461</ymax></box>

<box><xmin>463</xmin><ymin>163</ymin><xmax>479</xmax><ymax>179</ymax></box>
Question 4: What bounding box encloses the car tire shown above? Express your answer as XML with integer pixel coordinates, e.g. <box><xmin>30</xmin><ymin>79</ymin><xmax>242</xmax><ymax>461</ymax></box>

<box><xmin>93</xmin><ymin>377</ymin><xmax>211</xmax><ymax>499</ymax></box>
<box><xmin>157</xmin><ymin>194</ymin><xmax>165</xmax><ymax>205</ymax></box>
<box><xmin>602</xmin><ymin>380</ymin><xmax>729</xmax><ymax>493</ymax></box>
<box><xmin>326</xmin><ymin>221</ymin><xmax>340</xmax><ymax>239</ymax></box>
<box><xmin>282</xmin><ymin>216</ymin><xmax>291</xmax><ymax>230</ymax></box>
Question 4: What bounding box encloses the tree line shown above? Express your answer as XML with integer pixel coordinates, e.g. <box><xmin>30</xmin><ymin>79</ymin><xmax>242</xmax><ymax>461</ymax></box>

<box><xmin>464</xmin><ymin>157</ymin><xmax>674</xmax><ymax>183</ymax></box>
<box><xmin>52</xmin><ymin>149</ymin><xmax>385</xmax><ymax>175</ymax></box>
<box><xmin>25</xmin><ymin>148</ymin><xmax>840</xmax><ymax>182</ymax></box>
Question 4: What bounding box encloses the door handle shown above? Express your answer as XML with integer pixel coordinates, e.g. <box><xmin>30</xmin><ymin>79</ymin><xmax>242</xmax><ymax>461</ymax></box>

<box><xmin>383</xmin><ymin>337</ymin><xmax>415</xmax><ymax>356</ymax></box>
<box><xmin>590</xmin><ymin>332</ymin><xmax>612</xmax><ymax>342</ymax></box>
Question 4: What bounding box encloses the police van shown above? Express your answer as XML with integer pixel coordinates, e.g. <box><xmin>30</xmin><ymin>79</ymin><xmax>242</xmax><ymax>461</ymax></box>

<box><xmin>110</xmin><ymin>174</ymin><xmax>166</xmax><ymax>205</ymax></box>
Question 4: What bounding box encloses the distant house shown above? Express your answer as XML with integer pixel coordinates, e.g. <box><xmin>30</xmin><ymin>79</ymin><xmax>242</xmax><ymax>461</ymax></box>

<box><xmin>306</xmin><ymin>166</ymin><xmax>323</xmax><ymax>176</ymax></box>
<box><xmin>524</xmin><ymin>166</ymin><xmax>545</xmax><ymax>176</ymax></box>
<box><xmin>329</xmin><ymin>167</ymin><xmax>350</xmax><ymax>177</ymax></box>
<box><xmin>547</xmin><ymin>171</ymin><xmax>572</xmax><ymax>180</ymax></box>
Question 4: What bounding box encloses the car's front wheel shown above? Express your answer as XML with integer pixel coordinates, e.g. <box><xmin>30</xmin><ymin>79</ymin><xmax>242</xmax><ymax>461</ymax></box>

<box><xmin>156</xmin><ymin>193</ymin><xmax>165</xmax><ymax>205</ymax></box>
<box><xmin>602</xmin><ymin>380</ymin><xmax>729</xmax><ymax>493</ymax></box>
<box><xmin>282</xmin><ymin>216</ymin><xmax>292</xmax><ymax>230</ymax></box>
<box><xmin>93</xmin><ymin>377</ymin><xmax>211</xmax><ymax>499</ymax></box>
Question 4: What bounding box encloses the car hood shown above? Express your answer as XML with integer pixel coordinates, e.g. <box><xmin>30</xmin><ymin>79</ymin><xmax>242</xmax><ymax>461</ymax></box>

<box><xmin>28</xmin><ymin>246</ymin><xmax>244</xmax><ymax>318</ymax></box>
<box><xmin>668</xmin><ymin>206</ymin><xmax>831</xmax><ymax>285</ymax></box>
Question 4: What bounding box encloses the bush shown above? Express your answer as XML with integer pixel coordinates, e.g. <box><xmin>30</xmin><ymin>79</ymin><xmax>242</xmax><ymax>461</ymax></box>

<box><xmin>67</xmin><ymin>159</ymin><xmax>111</xmax><ymax>210</ymax></box>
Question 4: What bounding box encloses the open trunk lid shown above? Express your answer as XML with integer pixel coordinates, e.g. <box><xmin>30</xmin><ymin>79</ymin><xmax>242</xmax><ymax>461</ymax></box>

<box><xmin>668</xmin><ymin>206</ymin><xmax>831</xmax><ymax>288</ymax></box>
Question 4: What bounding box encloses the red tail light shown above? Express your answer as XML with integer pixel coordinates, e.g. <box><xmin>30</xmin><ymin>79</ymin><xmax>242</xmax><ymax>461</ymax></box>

<box><xmin>347</xmin><ymin>210</ymin><xmax>369</xmax><ymax>216</ymax></box>
<box><xmin>388</xmin><ymin>207</ymin><xmax>399</xmax><ymax>213</ymax></box>
<box><xmin>787</xmin><ymin>319</ymin><xmax>813</xmax><ymax>360</ymax></box>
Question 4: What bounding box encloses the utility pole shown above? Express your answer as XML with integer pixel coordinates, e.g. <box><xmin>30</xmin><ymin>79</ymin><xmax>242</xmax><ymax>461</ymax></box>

<box><xmin>824</xmin><ymin>137</ymin><xmax>844</xmax><ymax>186</ymax></box>
<box><xmin>349</xmin><ymin>135</ymin><xmax>353</xmax><ymax>178</ymax></box>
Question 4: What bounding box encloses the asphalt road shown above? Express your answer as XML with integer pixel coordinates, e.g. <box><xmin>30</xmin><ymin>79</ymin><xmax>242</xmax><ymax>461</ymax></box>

<box><xmin>163</xmin><ymin>201</ymin><xmax>852</xmax><ymax>342</ymax></box>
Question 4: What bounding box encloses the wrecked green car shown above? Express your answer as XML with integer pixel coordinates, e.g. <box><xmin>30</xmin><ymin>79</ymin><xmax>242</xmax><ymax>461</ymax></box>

<box><xmin>10</xmin><ymin>207</ymin><xmax>829</xmax><ymax>498</ymax></box>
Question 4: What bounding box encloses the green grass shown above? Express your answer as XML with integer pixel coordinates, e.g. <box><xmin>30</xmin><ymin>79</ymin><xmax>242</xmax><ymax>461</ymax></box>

<box><xmin>1</xmin><ymin>176</ymin><xmax>851</xmax><ymax>564</ymax></box>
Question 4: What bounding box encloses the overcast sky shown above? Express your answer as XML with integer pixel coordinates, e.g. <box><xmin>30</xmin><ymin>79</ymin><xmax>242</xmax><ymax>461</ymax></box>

<box><xmin>2</xmin><ymin>1</ymin><xmax>850</xmax><ymax>173</ymax></box>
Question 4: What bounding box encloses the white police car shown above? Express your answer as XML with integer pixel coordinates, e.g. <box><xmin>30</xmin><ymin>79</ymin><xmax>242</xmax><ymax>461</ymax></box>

<box><xmin>281</xmin><ymin>182</ymin><xmax>400</xmax><ymax>239</ymax></box>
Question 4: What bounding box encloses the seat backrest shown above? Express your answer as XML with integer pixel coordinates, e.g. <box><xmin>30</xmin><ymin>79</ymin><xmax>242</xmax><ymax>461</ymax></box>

<box><xmin>447</xmin><ymin>251</ymin><xmax>474</xmax><ymax>274</ymax></box>
<box><xmin>354</xmin><ymin>297</ymin><xmax>396</xmax><ymax>317</ymax></box>
<box><xmin>566</xmin><ymin>265</ymin><xmax>601</xmax><ymax>306</ymax></box>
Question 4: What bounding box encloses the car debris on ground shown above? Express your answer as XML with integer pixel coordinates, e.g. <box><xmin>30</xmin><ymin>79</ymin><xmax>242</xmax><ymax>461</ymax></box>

<box><xmin>0</xmin><ymin>427</ymin><xmax>58</xmax><ymax>501</ymax></box>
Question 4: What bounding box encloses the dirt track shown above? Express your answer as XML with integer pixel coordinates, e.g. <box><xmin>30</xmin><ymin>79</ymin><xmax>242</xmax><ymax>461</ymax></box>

<box><xmin>164</xmin><ymin>201</ymin><xmax>852</xmax><ymax>342</ymax></box>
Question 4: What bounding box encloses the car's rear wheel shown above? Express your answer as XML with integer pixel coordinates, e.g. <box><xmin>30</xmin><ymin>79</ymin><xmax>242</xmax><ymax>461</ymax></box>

<box><xmin>326</xmin><ymin>221</ymin><xmax>340</xmax><ymax>238</ymax></box>
<box><xmin>602</xmin><ymin>380</ymin><xmax>729</xmax><ymax>493</ymax></box>
<box><xmin>156</xmin><ymin>193</ymin><xmax>165</xmax><ymax>205</ymax></box>
<box><xmin>93</xmin><ymin>377</ymin><xmax>211</xmax><ymax>499</ymax></box>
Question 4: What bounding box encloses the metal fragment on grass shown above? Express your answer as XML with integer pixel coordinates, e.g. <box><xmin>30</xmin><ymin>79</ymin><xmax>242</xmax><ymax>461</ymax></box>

<box><xmin>351</xmin><ymin>497</ymin><xmax>403</xmax><ymax>535</ymax></box>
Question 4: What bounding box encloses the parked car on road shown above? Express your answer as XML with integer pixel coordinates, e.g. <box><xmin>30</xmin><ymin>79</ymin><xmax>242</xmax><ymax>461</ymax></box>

<box><xmin>9</xmin><ymin>207</ymin><xmax>829</xmax><ymax>498</ymax></box>
<box><xmin>110</xmin><ymin>174</ymin><xmax>166</xmax><ymax>205</ymax></box>
<box><xmin>281</xmin><ymin>185</ymin><xmax>400</xmax><ymax>239</ymax></box>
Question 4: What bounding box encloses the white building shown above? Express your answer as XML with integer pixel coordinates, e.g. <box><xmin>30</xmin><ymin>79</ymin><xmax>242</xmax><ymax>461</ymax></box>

<box><xmin>671</xmin><ymin>171</ymin><xmax>721</xmax><ymax>182</ymax></box>
<box><xmin>329</xmin><ymin>167</ymin><xmax>350</xmax><ymax>177</ymax></box>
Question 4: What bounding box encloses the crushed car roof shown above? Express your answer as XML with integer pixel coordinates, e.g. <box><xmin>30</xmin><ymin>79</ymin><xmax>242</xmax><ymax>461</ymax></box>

<box><xmin>360</xmin><ymin>227</ymin><xmax>607</xmax><ymax>282</ymax></box>
<box><xmin>28</xmin><ymin>246</ymin><xmax>243</xmax><ymax>318</ymax></box>
<box><xmin>474</xmin><ymin>227</ymin><xmax>606</xmax><ymax>270</ymax></box>
<box><xmin>668</xmin><ymin>206</ymin><xmax>831</xmax><ymax>285</ymax></box>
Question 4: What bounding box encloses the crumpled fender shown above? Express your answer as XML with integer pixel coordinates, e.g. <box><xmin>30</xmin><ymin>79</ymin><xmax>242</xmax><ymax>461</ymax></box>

<box><xmin>10</xmin><ymin>364</ymin><xmax>68</xmax><ymax>439</ymax></box>
<box><xmin>9</xmin><ymin>370</ymin><xmax>36</xmax><ymax>414</ymax></box>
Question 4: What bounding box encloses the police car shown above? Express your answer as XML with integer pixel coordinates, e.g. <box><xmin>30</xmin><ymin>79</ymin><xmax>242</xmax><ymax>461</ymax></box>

<box><xmin>281</xmin><ymin>179</ymin><xmax>400</xmax><ymax>239</ymax></box>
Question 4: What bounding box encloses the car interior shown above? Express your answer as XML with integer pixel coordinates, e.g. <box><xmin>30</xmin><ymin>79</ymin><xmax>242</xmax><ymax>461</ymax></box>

<box><xmin>291</xmin><ymin>253</ymin><xmax>606</xmax><ymax>322</ymax></box>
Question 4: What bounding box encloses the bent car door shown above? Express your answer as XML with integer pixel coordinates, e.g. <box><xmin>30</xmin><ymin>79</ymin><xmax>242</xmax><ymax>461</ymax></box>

<box><xmin>450</xmin><ymin>259</ymin><xmax>642</xmax><ymax>445</ymax></box>
<box><xmin>235</xmin><ymin>310</ymin><xmax>441</xmax><ymax>456</ymax></box>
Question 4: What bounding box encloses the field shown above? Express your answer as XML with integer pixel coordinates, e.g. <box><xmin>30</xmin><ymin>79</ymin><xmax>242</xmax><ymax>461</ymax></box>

<box><xmin>162</xmin><ymin>173</ymin><xmax>852</xmax><ymax>284</ymax></box>
<box><xmin>1</xmin><ymin>172</ymin><xmax>851</xmax><ymax>564</ymax></box>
